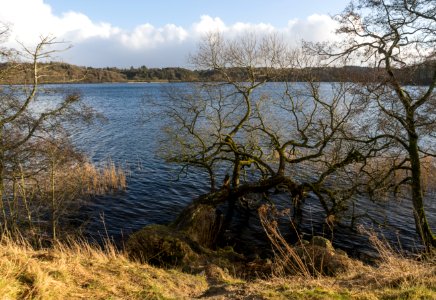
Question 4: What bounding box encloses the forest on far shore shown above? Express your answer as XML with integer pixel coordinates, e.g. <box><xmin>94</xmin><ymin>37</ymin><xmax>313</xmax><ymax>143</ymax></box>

<box><xmin>0</xmin><ymin>60</ymin><xmax>434</xmax><ymax>85</ymax></box>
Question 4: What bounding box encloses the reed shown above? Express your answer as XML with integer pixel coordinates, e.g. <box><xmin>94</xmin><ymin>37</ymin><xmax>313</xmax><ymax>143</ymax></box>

<box><xmin>257</xmin><ymin>206</ymin><xmax>435</xmax><ymax>298</ymax></box>
<box><xmin>68</xmin><ymin>160</ymin><xmax>128</xmax><ymax>195</ymax></box>
<box><xmin>420</xmin><ymin>156</ymin><xmax>436</xmax><ymax>193</ymax></box>
<box><xmin>358</xmin><ymin>225</ymin><xmax>436</xmax><ymax>289</ymax></box>
<box><xmin>258</xmin><ymin>204</ymin><xmax>314</xmax><ymax>278</ymax></box>
<box><xmin>356</xmin><ymin>155</ymin><xmax>436</xmax><ymax>198</ymax></box>
<box><xmin>3</xmin><ymin>159</ymin><xmax>128</xmax><ymax>242</ymax></box>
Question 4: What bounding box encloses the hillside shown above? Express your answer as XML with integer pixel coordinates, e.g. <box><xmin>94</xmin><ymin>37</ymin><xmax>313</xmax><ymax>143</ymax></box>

<box><xmin>0</xmin><ymin>62</ymin><xmax>433</xmax><ymax>85</ymax></box>
<box><xmin>0</xmin><ymin>62</ymin><xmax>127</xmax><ymax>84</ymax></box>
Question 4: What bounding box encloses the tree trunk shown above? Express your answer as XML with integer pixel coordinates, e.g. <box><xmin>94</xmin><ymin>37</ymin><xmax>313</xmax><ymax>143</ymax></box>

<box><xmin>408</xmin><ymin>128</ymin><xmax>436</xmax><ymax>250</ymax></box>
<box><xmin>232</xmin><ymin>155</ymin><xmax>241</xmax><ymax>188</ymax></box>
<box><xmin>51</xmin><ymin>159</ymin><xmax>57</xmax><ymax>241</ymax></box>
<box><xmin>0</xmin><ymin>129</ymin><xmax>7</xmax><ymax>232</ymax></box>
<box><xmin>0</xmin><ymin>161</ymin><xmax>5</xmax><ymax>232</ymax></box>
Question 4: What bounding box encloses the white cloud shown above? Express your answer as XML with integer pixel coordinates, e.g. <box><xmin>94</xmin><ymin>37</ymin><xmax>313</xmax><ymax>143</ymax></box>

<box><xmin>192</xmin><ymin>16</ymin><xmax>278</xmax><ymax>38</ymax></box>
<box><xmin>121</xmin><ymin>24</ymin><xmax>188</xmax><ymax>49</ymax></box>
<box><xmin>0</xmin><ymin>0</ymin><xmax>339</xmax><ymax>67</ymax></box>
<box><xmin>0</xmin><ymin>0</ymin><xmax>120</xmax><ymax>47</ymax></box>
<box><xmin>60</xmin><ymin>12</ymin><xmax>120</xmax><ymax>41</ymax></box>
<box><xmin>193</xmin><ymin>15</ymin><xmax>227</xmax><ymax>35</ymax></box>
<box><xmin>286</xmin><ymin>14</ymin><xmax>338</xmax><ymax>42</ymax></box>
<box><xmin>232</xmin><ymin>22</ymin><xmax>275</xmax><ymax>34</ymax></box>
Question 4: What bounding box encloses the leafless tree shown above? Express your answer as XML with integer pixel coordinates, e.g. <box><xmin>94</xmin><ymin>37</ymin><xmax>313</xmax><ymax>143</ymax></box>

<box><xmin>0</xmin><ymin>27</ymin><xmax>96</xmax><ymax>240</ymax></box>
<box><xmin>154</xmin><ymin>33</ymin><xmax>371</xmax><ymax>237</ymax></box>
<box><xmin>312</xmin><ymin>0</ymin><xmax>436</xmax><ymax>249</ymax></box>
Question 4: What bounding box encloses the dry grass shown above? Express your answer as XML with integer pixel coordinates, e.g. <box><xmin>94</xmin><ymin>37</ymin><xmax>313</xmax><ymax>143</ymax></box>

<box><xmin>356</xmin><ymin>226</ymin><xmax>436</xmax><ymax>291</ymax></box>
<box><xmin>0</xmin><ymin>236</ymin><xmax>207</xmax><ymax>300</ymax></box>
<box><xmin>0</xmin><ymin>233</ymin><xmax>434</xmax><ymax>299</ymax></box>
<box><xmin>246</xmin><ymin>235</ymin><xmax>435</xmax><ymax>300</ymax></box>
<box><xmin>421</xmin><ymin>156</ymin><xmax>436</xmax><ymax>193</ymax></box>
<box><xmin>257</xmin><ymin>205</ymin><xmax>435</xmax><ymax>299</ymax></box>
<box><xmin>50</xmin><ymin>160</ymin><xmax>128</xmax><ymax>196</ymax></box>
<box><xmin>11</xmin><ymin>159</ymin><xmax>128</xmax><ymax>204</ymax></box>
<box><xmin>0</xmin><ymin>202</ymin><xmax>434</xmax><ymax>300</ymax></box>
<box><xmin>258</xmin><ymin>204</ymin><xmax>313</xmax><ymax>278</ymax></box>
<box><xmin>2</xmin><ymin>159</ymin><xmax>128</xmax><ymax>241</ymax></box>
<box><xmin>358</xmin><ymin>155</ymin><xmax>436</xmax><ymax>197</ymax></box>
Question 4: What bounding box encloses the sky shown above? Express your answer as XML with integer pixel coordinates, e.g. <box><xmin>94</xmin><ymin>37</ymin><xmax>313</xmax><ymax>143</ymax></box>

<box><xmin>0</xmin><ymin>0</ymin><xmax>350</xmax><ymax>68</ymax></box>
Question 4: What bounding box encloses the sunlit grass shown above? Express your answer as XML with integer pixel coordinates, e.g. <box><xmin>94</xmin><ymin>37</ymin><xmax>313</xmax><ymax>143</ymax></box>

<box><xmin>0</xmin><ymin>236</ymin><xmax>207</xmax><ymax>299</ymax></box>
<box><xmin>0</xmin><ymin>233</ymin><xmax>434</xmax><ymax>299</ymax></box>
<box><xmin>72</xmin><ymin>160</ymin><xmax>128</xmax><ymax>195</ymax></box>
<box><xmin>1</xmin><ymin>191</ymin><xmax>434</xmax><ymax>299</ymax></box>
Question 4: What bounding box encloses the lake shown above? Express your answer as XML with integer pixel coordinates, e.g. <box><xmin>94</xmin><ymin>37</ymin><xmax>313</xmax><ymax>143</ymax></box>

<box><xmin>49</xmin><ymin>82</ymin><xmax>435</xmax><ymax>258</ymax></box>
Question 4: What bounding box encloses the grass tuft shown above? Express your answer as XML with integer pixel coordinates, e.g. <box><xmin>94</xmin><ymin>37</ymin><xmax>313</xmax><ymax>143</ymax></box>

<box><xmin>0</xmin><ymin>236</ymin><xmax>207</xmax><ymax>299</ymax></box>
<box><xmin>0</xmin><ymin>232</ymin><xmax>434</xmax><ymax>299</ymax></box>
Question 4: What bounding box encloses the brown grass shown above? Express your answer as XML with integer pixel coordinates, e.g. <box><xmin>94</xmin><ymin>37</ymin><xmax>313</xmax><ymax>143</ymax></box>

<box><xmin>8</xmin><ymin>159</ymin><xmax>127</xmax><ymax>205</ymax></box>
<box><xmin>258</xmin><ymin>204</ymin><xmax>313</xmax><ymax>278</ymax></box>
<box><xmin>255</xmin><ymin>245</ymin><xmax>435</xmax><ymax>299</ymax></box>
<box><xmin>12</xmin><ymin>159</ymin><xmax>128</xmax><ymax>201</ymax></box>
<box><xmin>0</xmin><ymin>232</ymin><xmax>434</xmax><ymax>299</ymax></box>
<box><xmin>359</xmin><ymin>155</ymin><xmax>436</xmax><ymax>197</ymax></box>
<box><xmin>357</xmin><ymin>225</ymin><xmax>436</xmax><ymax>290</ymax></box>
<box><xmin>3</xmin><ymin>159</ymin><xmax>128</xmax><ymax>242</ymax></box>
<box><xmin>421</xmin><ymin>156</ymin><xmax>436</xmax><ymax>193</ymax></box>
<box><xmin>52</xmin><ymin>160</ymin><xmax>128</xmax><ymax>196</ymax></box>
<box><xmin>0</xmin><ymin>236</ymin><xmax>207</xmax><ymax>300</ymax></box>
<box><xmin>257</xmin><ymin>205</ymin><xmax>435</xmax><ymax>299</ymax></box>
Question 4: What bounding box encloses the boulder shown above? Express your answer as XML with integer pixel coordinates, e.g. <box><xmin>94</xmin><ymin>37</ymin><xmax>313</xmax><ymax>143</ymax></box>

<box><xmin>171</xmin><ymin>203</ymin><xmax>223</xmax><ymax>248</ymax></box>
<box><xmin>293</xmin><ymin>236</ymin><xmax>353</xmax><ymax>276</ymax></box>
<box><xmin>204</xmin><ymin>264</ymin><xmax>229</xmax><ymax>285</ymax></box>
<box><xmin>126</xmin><ymin>224</ymin><xmax>201</xmax><ymax>267</ymax></box>
<box><xmin>310</xmin><ymin>236</ymin><xmax>335</xmax><ymax>254</ymax></box>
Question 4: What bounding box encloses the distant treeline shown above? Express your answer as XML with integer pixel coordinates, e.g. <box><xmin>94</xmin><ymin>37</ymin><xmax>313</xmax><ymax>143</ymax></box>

<box><xmin>0</xmin><ymin>62</ymin><xmax>434</xmax><ymax>85</ymax></box>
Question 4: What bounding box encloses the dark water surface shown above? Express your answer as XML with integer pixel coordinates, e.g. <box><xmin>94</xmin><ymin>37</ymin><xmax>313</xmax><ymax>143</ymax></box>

<box><xmin>49</xmin><ymin>83</ymin><xmax>434</xmax><ymax>257</ymax></box>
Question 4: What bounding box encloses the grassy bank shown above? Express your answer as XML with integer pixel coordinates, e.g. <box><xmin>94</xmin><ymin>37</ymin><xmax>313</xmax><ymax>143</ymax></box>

<box><xmin>0</xmin><ymin>237</ymin><xmax>434</xmax><ymax>300</ymax></box>
<box><xmin>0</xmin><ymin>237</ymin><xmax>206</xmax><ymax>299</ymax></box>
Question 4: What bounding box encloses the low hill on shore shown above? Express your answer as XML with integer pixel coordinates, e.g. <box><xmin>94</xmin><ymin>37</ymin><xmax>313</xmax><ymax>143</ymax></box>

<box><xmin>1</xmin><ymin>61</ymin><xmax>434</xmax><ymax>85</ymax></box>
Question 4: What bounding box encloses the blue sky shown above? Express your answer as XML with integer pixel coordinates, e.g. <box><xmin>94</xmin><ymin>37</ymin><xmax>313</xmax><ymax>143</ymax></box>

<box><xmin>43</xmin><ymin>0</ymin><xmax>349</xmax><ymax>29</ymax></box>
<box><xmin>0</xmin><ymin>0</ymin><xmax>350</xmax><ymax>67</ymax></box>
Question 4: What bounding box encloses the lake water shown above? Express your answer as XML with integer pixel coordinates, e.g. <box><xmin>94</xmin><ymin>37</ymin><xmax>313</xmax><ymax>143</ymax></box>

<box><xmin>50</xmin><ymin>83</ymin><xmax>435</xmax><ymax>258</ymax></box>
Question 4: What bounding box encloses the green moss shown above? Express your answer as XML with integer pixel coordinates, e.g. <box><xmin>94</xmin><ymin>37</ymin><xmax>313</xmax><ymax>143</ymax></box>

<box><xmin>126</xmin><ymin>224</ymin><xmax>200</xmax><ymax>267</ymax></box>
<box><xmin>261</xmin><ymin>286</ymin><xmax>352</xmax><ymax>300</ymax></box>
<box><xmin>301</xmin><ymin>288</ymin><xmax>352</xmax><ymax>300</ymax></box>
<box><xmin>379</xmin><ymin>286</ymin><xmax>436</xmax><ymax>300</ymax></box>
<box><xmin>136</xmin><ymin>288</ymin><xmax>167</xmax><ymax>300</ymax></box>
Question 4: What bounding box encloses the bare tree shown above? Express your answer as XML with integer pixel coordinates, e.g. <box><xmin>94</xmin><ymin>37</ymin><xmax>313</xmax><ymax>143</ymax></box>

<box><xmin>154</xmin><ymin>33</ymin><xmax>370</xmax><ymax>239</ymax></box>
<box><xmin>0</xmin><ymin>28</ymin><xmax>96</xmax><ymax>239</ymax></box>
<box><xmin>314</xmin><ymin>0</ymin><xmax>436</xmax><ymax>249</ymax></box>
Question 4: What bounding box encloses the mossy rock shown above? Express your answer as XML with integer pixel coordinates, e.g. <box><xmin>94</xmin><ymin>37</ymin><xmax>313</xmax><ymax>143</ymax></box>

<box><xmin>126</xmin><ymin>224</ymin><xmax>201</xmax><ymax>267</ymax></box>
<box><xmin>293</xmin><ymin>236</ymin><xmax>353</xmax><ymax>276</ymax></box>
<box><xmin>126</xmin><ymin>223</ymin><xmax>250</xmax><ymax>276</ymax></box>
<box><xmin>308</xmin><ymin>246</ymin><xmax>353</xmax><ymax>276</ymax></box>
<box><xmin>171</xmin><ymin>203</ymin><xmax>223</xmax><ymax>249</ymax></box>
<box><xmin>204</xmin><ymin>264</ymin><xmax>230</xmax><ymax>285</ymax></box>
<box><xmin>310</xmin><ymin>236</ymin><xmax>335</xmax><ymax>254</ymax></box>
